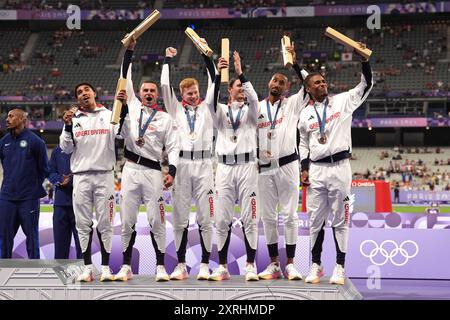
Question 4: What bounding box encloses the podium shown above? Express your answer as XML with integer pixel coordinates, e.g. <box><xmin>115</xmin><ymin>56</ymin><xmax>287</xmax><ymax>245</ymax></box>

<box><xmin>0</xmin><ymin>260</ymin><xmax>362</xmax><ymax>300</ymax></box>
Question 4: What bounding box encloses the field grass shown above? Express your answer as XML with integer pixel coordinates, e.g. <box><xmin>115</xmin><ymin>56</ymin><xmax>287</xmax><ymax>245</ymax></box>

<box><xmin>39</xmin><ymin>204</ymin><xmax>450</xmax><ymax>214</ymax></box>
<box><xmin>392</xmin><ymin>205</ymin><xmax>450</xmax><ymax>213</ymax></box>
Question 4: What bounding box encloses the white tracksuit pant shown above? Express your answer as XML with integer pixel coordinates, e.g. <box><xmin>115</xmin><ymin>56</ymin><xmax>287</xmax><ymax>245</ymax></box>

<box><xmin>120</xmin><ymin>161</ymin><xmax>166</xmax><ymax>255</ymax></box>
<box><xmin>172</xmin><ymin>159</ymin><xmax>214</xmax><ymax>258</ymax></box>
<box><xmin>215</xmin><ymin>162</ymin><xmax>259</xmax><ymax>253</ymax></box>
<box><xmin>307</xmin><ymin>159</ymin><xmax>352</xmax><ymax>254</ymax></box>
<box><xmin>259</xmin><ymin>161</ymin><xmax>299</xmax><ymax>248</ymax></box>
<box><xmin>72</xmin><ymin>171</ymin><xmax>115</xmax><ymax>254</ymax></box>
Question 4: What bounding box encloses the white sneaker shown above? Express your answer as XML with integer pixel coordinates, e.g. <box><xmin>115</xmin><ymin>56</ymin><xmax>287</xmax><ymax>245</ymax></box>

<box><xmin>76</xmin><ymin>264</ymin><xmax>94</xmax><ymax>282</ymax></box>
<box><xmin>114</xmin><ymin>264</ymin><xmax>133</xmax><ymax>281</ymax></box>
<box><xmin>285</xmin><ymin>263</ymin><xmax>303</xmax><ymax>280</ymax></box>
<box><xmin>100</xmin><ymin>265</ymin><xmax>115</xmax><ymax>282</ymax></box>
<box><xmin>258</xmin><ymin>262</ymin><xmax>282</xmax><ymax>280</ymax></box>
<box><xmin>155</xmin><ymin>265</ymin><xmax>170</xmax><ymax>282</ymax></box>
<box><xmin>304</xmin><ymin>263</ymin><xmax>324</xmax><ymax>284</ymax></box>
<box><xmin>170</xmin><ymin>263</ymin><xmax>188</xmax><ymax>280</ymax></box>
<box><xmin>197</xmin><ymin>263</ymin><xmax>210</xmax><ymax>280</ymax></box>
<box><xmin>329</xmin><ymin>264</ymin><xmax>345</xmax><ymax>285</ymax></box>
<box><xmin>208</xmin><ymin>265</ymin><xmax>230</xmax><ymax>281</ymax></box>
<box><xmin>245</xmin><ymin>263</ymin><xmax>259</xmax><ymax>281</ymax></box>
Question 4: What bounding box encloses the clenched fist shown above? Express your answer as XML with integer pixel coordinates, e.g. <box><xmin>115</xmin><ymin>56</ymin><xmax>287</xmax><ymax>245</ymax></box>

<box><xmin>63</xmin><ymin>108</ymin><xmax>76</xmax><ymax>125</ymax></box>
<box><xmin>165</xmin><ymin>47</ymin><xmax>177</xmax><ymax>58</ymax></box>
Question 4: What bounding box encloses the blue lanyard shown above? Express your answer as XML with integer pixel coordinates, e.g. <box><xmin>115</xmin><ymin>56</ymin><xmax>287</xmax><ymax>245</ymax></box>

<box><xmin>313</xmin><ymin>98</ymin><xmax>328</xmax><ymax>136</ymax></box>
<box><xmin>184</xmin><ymin>109</ymin><xmax>196</xmax><ymax>133</ymax></box>
<box><xmin>228</xmin><ymin>105</ymin><xmax>242</xmax><ymax>133</ymax></box>
<box><xmin>266</xmin><ymin>99</ymin><xmax>281</xmax><ymax>130</ymax></box>
<box><xmin>138</xmin><ymin>108</ymin><xmax>157</xmax><ymax>138</ymax></box>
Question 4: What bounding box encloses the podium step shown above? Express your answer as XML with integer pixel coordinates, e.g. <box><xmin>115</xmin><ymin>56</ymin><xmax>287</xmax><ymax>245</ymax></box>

<box><xmin>0</xmin><ymin>260</ymin><xmax>362</xmax><ymax>300</ymax></box>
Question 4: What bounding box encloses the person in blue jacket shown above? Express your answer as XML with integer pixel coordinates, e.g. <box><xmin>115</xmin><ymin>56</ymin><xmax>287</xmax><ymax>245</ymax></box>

<box><xmin>0</xmin><ymin>108</ymin><xmax>49</xmax><ymax>259</ymax></box>
<box><xmin>48</xmin><ymin>146</ymin><xmax>82</xmax><ymax>259</ymax></box>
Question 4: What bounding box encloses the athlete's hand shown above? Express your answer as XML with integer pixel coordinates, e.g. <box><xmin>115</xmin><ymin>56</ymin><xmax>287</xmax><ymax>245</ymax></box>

<box><xmin>233</xmin><ymin>51</ymin><xmax>242</xmax><ymax>76</ymax></box>
<box><xmin>127</xmin><ymin>35</ymin><xmax>137</xmax><ymax>51</ymax></box>
<box><xmin>63</xmin><ymin>109</ymin><xmax>75</xmax><ymax>125</ymax></box>
<box><xmin>355</xmin><ymin>42</ymin><xmax>369</xmax><ymax>62</ymax></box>
<box><xmin>59</xmin><ymin>174</ymin><xmax>72</xmax><ymax>187</ymax></box>
<box><xmin>301</xmin><ymin>170</ymin><xmax>310</xmax><ymax>187</ymax></box>
<box><xmin>164</xmin><ymin>174</ymin><xmax>174</xmax><ymax>188</ymax></box>
<box><xmin>116</xmin><ymin>89</ymin><xmax>127</xmax><ymax>103</ymax></box>
<box><xmin>286</xmin><ymin>43</ymin><xmax>296</xmax><ymax>64</ymax></box>
<box><xmin>165</xmin><ymin>47</ymin><xmax>177</xmax><ymax>58</ymax></box>
<box><xmin>217</xmin><ymin>57</ymin><xmax>229</xmax><ymax>74</ymax></box>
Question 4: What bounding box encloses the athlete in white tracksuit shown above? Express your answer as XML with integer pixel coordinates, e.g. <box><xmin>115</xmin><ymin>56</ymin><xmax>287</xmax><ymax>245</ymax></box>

<box><xmin>299</xmin><ymin>47</ymin><xmax>373</xmax><ymax>285</ymax></box>
<box><xmin>257</xmin><ymin>45</ymin><xmax>310</xmax><ymax>280</ymax></box>
<box><xmin>161</xmin><ymin>46</ymin><xmax>216</xmax><ymax>280</ymax></box>
<box><xmin>205</xmin><ymin>52</ymin><xmax>260</xmax><ymax>281</ymax></box>
<box><xmin>60</xmin><ymin>82</ymin><xmax>120</xmax><ymax>282</ymax></box>
<box><xmin>114</xmin><ymin>38</ymin><xmax>179</xmax><ymax>282</ymax></box>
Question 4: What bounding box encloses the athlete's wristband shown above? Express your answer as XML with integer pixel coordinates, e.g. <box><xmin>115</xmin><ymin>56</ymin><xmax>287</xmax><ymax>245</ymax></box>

<box><xmin>120</xmin><ymin>104</ymin><xmax>129</xmax><ymax>119</ymax></box>
<box><xmin>64</xmin><ymin>124</ymin><xmax>73</xmax><ymax>133</ymax></box>
<box><xmin>300</xmin><ymin>158</ymin><xmax>310</xmax><ymax>171</ymax></box>
<box><xmin>238</xmin><ymin>73</ymin><xmax>248</xmax><ymax>84</ymax></box>
<box><xmin>163</xmin><ymin>56</ymin><xmax>173</xmax><ymax>65</ymax></box>
<box><xmin>168</xmin><ymin>164</ymin><xmax>177</xmax><ymax>178</ymax></box>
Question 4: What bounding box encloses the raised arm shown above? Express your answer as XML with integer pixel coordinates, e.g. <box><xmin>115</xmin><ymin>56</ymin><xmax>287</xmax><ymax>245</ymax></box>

<box><xmin>342</xmin><ymin>44</ymin><xmax>373</xmax><ymax>115</ymax></box>
<box><xmin>161</xmin><ymin>47</ymin><xmax>181</xmax><ymax>116</ymax></box>
<box><xmin>234</xmin><ymin>51</ymin><xmax>258</xmax><ymax>123</ymax></box>
<box><xmin>121</xmin><ymin>36</ymin><xmax>140</xmax><ymax>107</ymax></box>
<box><xmin>59</xmin><ymin>107</ymin><xmax>76</xmax><ymax>154</ymax></box>
<box><xmin>203</xmin><ymin>52</ymin><xmax>217</xmax><ymax>88</ymax></box>
<box><xmin>286</xmin><ymin>44</ymin><xmax>310</xmax><ymax>114</ymax></box>
<box><xmin>205</xmin><ymin>57</ymin><xmax>228</xmax><ymax>128</ymax></box>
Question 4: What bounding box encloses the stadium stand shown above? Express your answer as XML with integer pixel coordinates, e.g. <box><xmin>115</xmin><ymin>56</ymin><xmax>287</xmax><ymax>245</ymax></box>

<box><xmin>1</xmin><ymin>21</ymin><xmax>449</xmax><ymax>99</ymax></box>
<box><xmin>351</xmin><ymin>147</ymin><xmax>450</xmax><ymax>191</ymax></box>
<box><xmin>0</xmin><ymin>3</ymin><xmax>449</xmax><ymax>195</ymax></box>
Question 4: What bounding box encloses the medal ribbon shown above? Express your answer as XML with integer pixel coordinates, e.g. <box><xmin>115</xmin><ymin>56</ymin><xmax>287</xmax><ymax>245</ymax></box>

<box><xmin>184</xmin><ymin>109</ymin><xmax>196</xmax><ymax>134</ymax></box>
<box><xmin>138</xmin><ymin>108</ymin><xmax>157</xmax><ymax>139</ymax></box>
<box><xmin>266</xmin><ymin>99</ymin><xmax>281</xmax><ymax>131</ymax></box>
<box><xmin>228</xmin><ymin>105</ymin><xmax>242</xmax><ymax>135</ymax></box>
<box><xmin>313</xmin><ymin>97</ymin><xmax>328</xmax><ymax>138</ymax></box>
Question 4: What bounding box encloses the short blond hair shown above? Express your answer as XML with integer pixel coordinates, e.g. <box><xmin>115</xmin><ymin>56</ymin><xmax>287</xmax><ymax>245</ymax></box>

<box><xmin>179</xmin><ymin>78</ymin><xmax>199</xmax><ymax>94</ymax></box>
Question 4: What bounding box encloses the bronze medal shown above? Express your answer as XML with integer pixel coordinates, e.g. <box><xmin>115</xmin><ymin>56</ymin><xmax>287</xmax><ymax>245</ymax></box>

<box><xmin>231</xmin><ymin>135</ymin><xmax>237</xmax><ymax>143</ymax></box>
<box><xmin>136</xmin><ymin>137</ymin><xmax>145</xmax><ymax>147</ymax></box>
<box><xmin>318</xmin><ymin>134</ymin><xmax>327</xmax><ymax>144</ymax></box>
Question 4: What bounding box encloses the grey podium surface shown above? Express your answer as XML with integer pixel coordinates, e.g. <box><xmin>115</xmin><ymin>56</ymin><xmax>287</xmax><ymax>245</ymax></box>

<box><xmin>0</xmin><ymin>260</ymin><xmax>362</xmax><ymax>300</ymax></box>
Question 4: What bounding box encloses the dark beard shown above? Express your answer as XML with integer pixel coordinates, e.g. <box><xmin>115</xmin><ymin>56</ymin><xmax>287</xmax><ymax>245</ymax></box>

<box><xmin>270</xmin><ymin>88</ymin><xmax>281</xmax><ymax>98</ymax></box>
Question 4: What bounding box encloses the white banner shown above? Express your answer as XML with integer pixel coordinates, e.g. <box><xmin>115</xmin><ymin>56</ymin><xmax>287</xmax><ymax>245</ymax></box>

<box><xmin>0</xmin><ymin>10</ymin><xmax>17</xmax><ymax>20</ymax></box>
<box><xmin>286</xmin><ymin>6</ymin><xmax>315</xmax><ymax>17</ymax></box>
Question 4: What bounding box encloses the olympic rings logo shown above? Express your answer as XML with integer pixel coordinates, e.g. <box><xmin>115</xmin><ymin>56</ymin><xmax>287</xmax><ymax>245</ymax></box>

<box><xmin>360</xmin><ymin>240</ymin><xmax>419</xmax><ymax>267</ymax></box>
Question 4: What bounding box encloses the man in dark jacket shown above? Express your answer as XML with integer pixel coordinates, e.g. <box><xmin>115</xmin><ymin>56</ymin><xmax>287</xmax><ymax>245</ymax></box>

<box><xmin>48</xmin><ymin>145</ymin><xmax>82</xmax><ymax>259</ymax></box>
<box><xmin>0</xmin><ymin>108</ymin><xmax>49</xmax><ymax>258</ymax></box>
